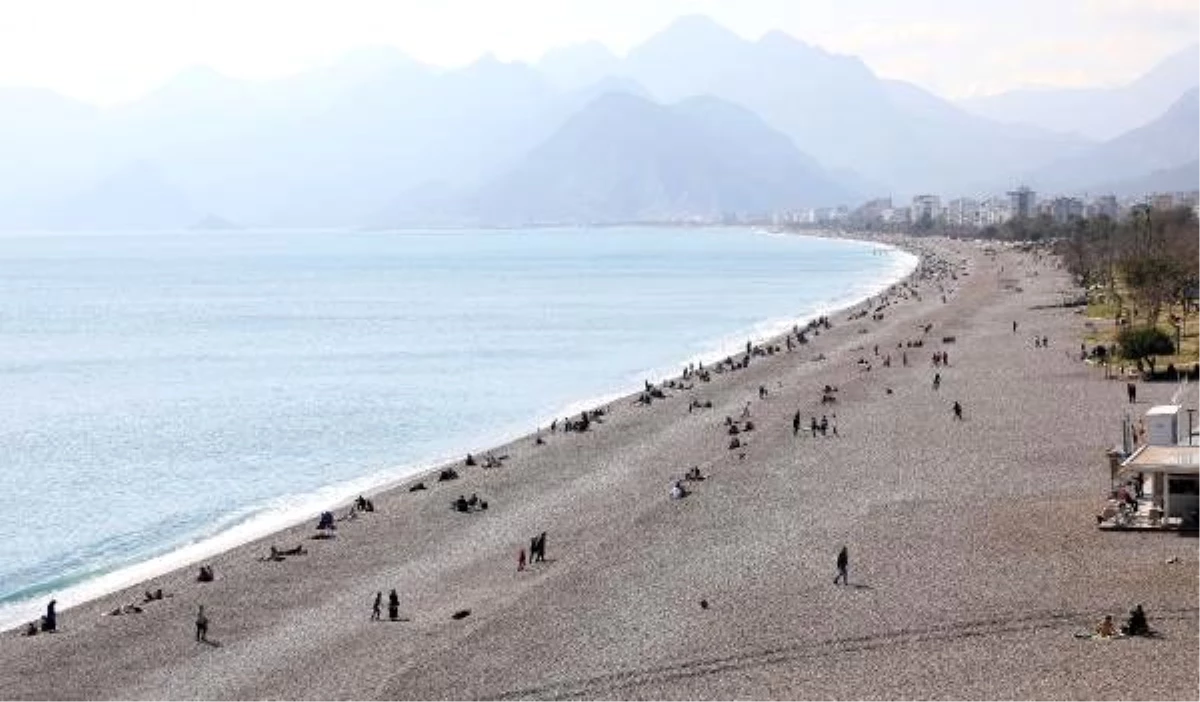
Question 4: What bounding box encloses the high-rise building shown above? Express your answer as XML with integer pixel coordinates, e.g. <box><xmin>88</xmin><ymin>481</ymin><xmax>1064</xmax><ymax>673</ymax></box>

<box><xmin>947</xmin><ymin>198</ymin><xmax>979</xmax><ymax>226</ymax></box>
<box><xmin>1007</xmin><ymin>186</ymin><xmax>1036</xmax><ymax>219</ymax></box>
<box><xmin>910</xmin><ymin>194</ymin><xmax>941</xmax><ymax>223</ymax></box>
<box><xmin>1091</xmin><ymin>195</ymin><xmax>1119</xmax><ymax>219</ymax></box>
<box><xmin>1050</xmin><ymin>197</ymin><xmax>1085</xmax><ymax>223</ymax></box>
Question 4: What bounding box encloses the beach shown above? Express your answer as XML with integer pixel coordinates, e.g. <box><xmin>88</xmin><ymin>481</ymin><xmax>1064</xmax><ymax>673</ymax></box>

<box><xmin>1</xmin><ymin>235</ymin><xmax>1196</xmax><ymax>700</ymax></box>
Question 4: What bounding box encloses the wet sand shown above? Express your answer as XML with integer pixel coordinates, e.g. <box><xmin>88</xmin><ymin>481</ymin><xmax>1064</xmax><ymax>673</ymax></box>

<box><xmin>1</xmin><ymin>235</ymin><xmax>1196</xmax><ymax>700</ymax></box>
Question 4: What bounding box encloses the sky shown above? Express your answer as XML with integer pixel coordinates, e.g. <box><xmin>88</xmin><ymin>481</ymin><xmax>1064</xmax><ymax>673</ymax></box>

<box><xmin>0</xmin><ymin>0</ymin><xmax>1196</xmax><ymax>105</ymax></box>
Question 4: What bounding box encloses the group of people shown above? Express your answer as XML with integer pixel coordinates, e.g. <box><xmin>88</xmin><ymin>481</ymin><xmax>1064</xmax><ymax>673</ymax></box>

<box><xmin>370</xmin><ymin>589</ymin><xmax>402</xmax><ymax>621</ymax></box>
<box><xmin>22</xmin><ymin>600</ymin><xmax>56</xmax><ymax>636</ymax></box>
<box><xmin>517</xmin><ymin>532</ymin><xmax>549</xmax><ymax>571</ymax></box>
<box><xmin>452</xmin><ymin>493</ymin><xmax>488</xmax><ymax>513</ymax></box>
<box><xmin>1094</xmin><ymin>605</ymin><xmax>1153</xmax><ymax>638</ymax></box>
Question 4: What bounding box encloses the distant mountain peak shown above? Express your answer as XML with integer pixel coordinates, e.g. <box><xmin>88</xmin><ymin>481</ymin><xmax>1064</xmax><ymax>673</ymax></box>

<box><xmin>645</xmin><ymin>14</ymin><xmax>745</xmax><ymax>48</ymax></box>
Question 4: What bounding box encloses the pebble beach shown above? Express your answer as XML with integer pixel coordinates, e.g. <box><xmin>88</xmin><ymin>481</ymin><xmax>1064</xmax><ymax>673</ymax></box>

<box><xmin>1</xmin><ymin>235</ymin><xmax>1196</xmax><ymax>700</ymax></box>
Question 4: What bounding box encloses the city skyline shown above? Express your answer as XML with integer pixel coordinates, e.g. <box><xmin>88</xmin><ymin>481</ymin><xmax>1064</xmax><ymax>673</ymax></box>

<box><xmin>0</xmin><ymin>0</ymin><xmax>1196</xmax><ymax>106</ymax></box>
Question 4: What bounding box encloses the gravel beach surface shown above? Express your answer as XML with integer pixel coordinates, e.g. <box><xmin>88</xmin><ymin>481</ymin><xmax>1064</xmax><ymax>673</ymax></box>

<box><xmin>1</xmin><ymin>235</ymin><xmax>1196</xmax><ymax>700</ymax></box>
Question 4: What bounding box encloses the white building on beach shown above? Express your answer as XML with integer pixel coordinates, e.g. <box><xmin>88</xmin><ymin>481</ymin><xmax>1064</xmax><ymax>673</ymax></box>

<box><xmin>1110</xmin><ymin>404</ymin><xmax>1200</xmax><ymax>529</ymax></box>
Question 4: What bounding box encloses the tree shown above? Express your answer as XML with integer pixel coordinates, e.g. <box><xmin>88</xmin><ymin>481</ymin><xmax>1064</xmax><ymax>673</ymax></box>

<box><xmin>1117</xmin><ymin>326</ymin><xmax>1175</xmax><ymax>374</ymax></box>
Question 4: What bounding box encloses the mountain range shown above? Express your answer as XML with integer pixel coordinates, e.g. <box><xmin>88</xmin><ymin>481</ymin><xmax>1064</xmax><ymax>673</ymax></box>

<box><xmin>958</xmin><ymin>43</ymin><xmax>1199</xmax><ymax>141</ymax></box>
<box><xmin>1032</xmin><ymin>88</ymin><xmax>1199</xmax><ymax>195</ymax></box>
<box><xmin>395</xmin><ymin>92</ymin><xmax>856</xmax><ymax>225</ymax></box>
<box><xmin>0</xmin><ymin>16</ymin><xmax>1196</xmax><ymax>230</ymax></box>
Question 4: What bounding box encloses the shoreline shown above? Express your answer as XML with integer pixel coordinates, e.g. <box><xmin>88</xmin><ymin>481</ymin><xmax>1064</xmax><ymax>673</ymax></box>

<box><xmin>2</xmin><ymin>232</ymin><xmax>1194</xmax><ymax>699</ymax></box>
<box><xmin>0</xmin><ymin>229</ymin><xmax>917</xmax><ymax>634</ymax></box>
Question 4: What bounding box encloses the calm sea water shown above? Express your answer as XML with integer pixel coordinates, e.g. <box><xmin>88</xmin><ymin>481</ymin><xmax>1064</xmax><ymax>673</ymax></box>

<box><xmin>0</xmin><ymin>226</ymin><xmax>914</xmax><ymax>627</ymax></box>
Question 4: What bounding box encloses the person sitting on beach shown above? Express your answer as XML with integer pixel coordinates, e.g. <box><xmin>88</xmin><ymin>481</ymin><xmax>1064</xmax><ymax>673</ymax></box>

<box><xmin>1095</xmin><ymin>614</ymin><xmax>1117</xmax><ymax>638</ymax></box>
<box><xmin>1122</xmin><ymin>605</ymin><xmax>1150</xmax><ymax>636</ymax></box>
<box><xmin>454</xmin><ymin>495</ymin><xmax>469</xmax><ymax>512</ymax></box>
<box><xmin>670</xmin><ymin>481</ymin><xmax>688</xmax><ymax>500</ymax></box>
<box><xmin>467</xmin><ymin>493</ymin><xmax>479</xmax><ymax>508</ymax></box>
<box><xmin>41</xmin><ymin>600</ymin><xmax>57</xmax><ymax>632</ymax></box>
<box><xmin>197</xmin><ymin>565</ymin><xmax>214</xmax><ymax>582</ymax></box>
<box><xmin>685</xmin><ymin>466</ymin><xmax>704</xmax><ymax>481</ymax></box>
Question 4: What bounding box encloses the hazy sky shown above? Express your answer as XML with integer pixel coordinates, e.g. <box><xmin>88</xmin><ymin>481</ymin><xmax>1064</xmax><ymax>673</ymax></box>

<box><xmin>1</xmin><ymin>0</ymin><xmax>1196</xmax><ymax>105</ymax></box>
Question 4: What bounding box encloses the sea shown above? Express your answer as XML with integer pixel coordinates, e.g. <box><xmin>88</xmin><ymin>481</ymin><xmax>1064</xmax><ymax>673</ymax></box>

<box><xmin>0</xmin><ymin>225</ymin><xmax>916</xmax><ymax>629</ymax></box>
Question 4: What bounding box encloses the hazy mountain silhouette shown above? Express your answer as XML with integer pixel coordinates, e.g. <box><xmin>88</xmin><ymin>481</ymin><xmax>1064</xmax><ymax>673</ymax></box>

<box><xmin>958</xmin><ymin>43</ymin><xmax>1199</xmax><ymax>140</ymax></box>
<box><xmin>1030</xmin><ymin>88</ymin><xmax>1199</xmax><ymax>193</ymax></box>
<box><xmin>1</xmin><ymin>16</ymin><xmax>1195</xmax><ymax>230</ymax></box>
<box><xmin>1083</xmin><ymin>160</ymin><xmax>1200</xmax><ymax>197</ymax></box>
<box><xmin>564</xmin><ymin>15</ymin><xmax>1089</xmax><ymax>196</ymax></box>
<box><xmin>39</xmin><ymin>161</ymin><xmax>197</xmax><ymax>230</ymax></box>
<box><xmin>454</xmin><ymin>92</ymin><xmax>854</xmax><ymax>224</ymax></box>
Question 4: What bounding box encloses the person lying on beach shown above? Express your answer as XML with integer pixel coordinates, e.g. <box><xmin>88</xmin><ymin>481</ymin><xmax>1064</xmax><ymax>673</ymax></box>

<box><xmin>105</xmin><ymin>603</ymin><xmax>144</xmax><ymax>616</ymax></box>
<box><xmin>143</xmin><ymin>588</ymin><xmax>169</xmax><ymax>602</ymax></box>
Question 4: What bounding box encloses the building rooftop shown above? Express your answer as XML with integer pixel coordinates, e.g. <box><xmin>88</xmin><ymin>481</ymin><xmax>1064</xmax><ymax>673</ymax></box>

<box><xmin>1120</xmin><ymin>445</ymin><xmax>1199</xmax><ymax>474</ymax></box>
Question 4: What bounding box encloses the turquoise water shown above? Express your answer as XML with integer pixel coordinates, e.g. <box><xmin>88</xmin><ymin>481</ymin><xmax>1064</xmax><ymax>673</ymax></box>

<box><xmin>0</xmin><ymin>226</ymin><xmax>914</xmax><ymax>627</ymax></box>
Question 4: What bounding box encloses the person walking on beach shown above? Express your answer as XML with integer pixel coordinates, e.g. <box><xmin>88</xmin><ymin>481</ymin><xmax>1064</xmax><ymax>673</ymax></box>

<box><xmin>834</xmin><ymin>547</ymin><xmax>849</xmax><ymax>586</ymax></box>
<box><xmin>195</xmin><ymin>605</ymin><xmax>208</xmax><ymax>642</ymax></box>
<box><xmin>933</xmin><ymin>373</ymin><xmax>941</xmax><ymax>391</ymax></box>
<box><xmin>953</xmin><ymin>401</ymin><xmax>963</xmax><ymax>421</ymax></box>
<box><xmin>535</xmin><ymin>532</ymin><xmax>547</xmax><ymax>562</ymax></box>
<box><xmin>518</xmin><ymin>548</ymin><xmax>526</xmax><ymax>572</ymax></box>
<box><xmin>1012</xmin><ymin>320</ymin><xmax>1018</xmax><ymax>334</ymax></box>
<box><xmin>388</xmin><ymin>589</ymin><xmax>400</xmax><ymax>621</ymax></box>
<box><xmin>1127</xmin><ymin>382</ymin><xmax>1137</xmax><ymax>404</ymax></box>
<box><xmin>793</xmin><ymin>411</ymin><xmax>801</xmax><ymax>437</ymax></box>
<box><xmin>371</xmin><ymin>592</ymin><xmax>382</xmax><ymax>621</ymax></box>
<box><xmin>810</xmin><ymin>417</ymin><xmax>818</xmax><ymax>438</ymax></box>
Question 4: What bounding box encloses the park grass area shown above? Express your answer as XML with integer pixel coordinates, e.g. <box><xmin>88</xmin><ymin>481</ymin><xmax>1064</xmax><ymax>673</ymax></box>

<box><xmin>1084</xmin><ymin>282</ymin><xmax>1198</xmax><ymax>371</ymax></box>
